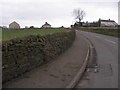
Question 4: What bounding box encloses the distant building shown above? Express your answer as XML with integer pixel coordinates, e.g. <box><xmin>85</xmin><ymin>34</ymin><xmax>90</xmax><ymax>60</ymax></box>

<box><xmin>0</xmin><ymin>26</ymin><xmax>8</xmax><ymax>30</ymax></box>
<box><xmin>25</xmin><ymin>26</ymin><xmax>28</xmax><ymax>28</ymax></box>
<box><xmin>42</xmin><ymin>22</ymin><xmax>51</xmax><ymax>28</ymax></box>
<box><xmin>2</xmin><ymin>26</ymin><xmax>7</xmax><ymax>29</ymax></box>
<box><xmin>2</xmin><ymin>26</ymin><xmax>8</xmax><ymax>30</ymax></box>
<box><xmin>9</xmin><ymin>21</ymin><xmax>20</xmax><ymax>29</ymax></box>
<box><xmin>73</xmin><ymin>19</ymin><xmax>118</xmax><ymax>27</ymax></box>
<box><xmin>98</xmin><ymin>19</ymin><xmax>118</xmax><ymax>27</ymax></box>
<box><xmin>84</xmin><ymin>21</ymin><xmax>98</xmax><ymax>27</ymax></box>
<box><xmin>73</xmin><ymin>22</ymin><xmax>83</xmax><ymax>28</ymax></box>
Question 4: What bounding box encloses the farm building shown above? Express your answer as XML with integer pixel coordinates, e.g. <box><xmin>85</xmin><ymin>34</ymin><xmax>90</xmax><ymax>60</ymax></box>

<box><xmin>42</xmin><ymin>22</ymin><xmax>51</xmax><ymax>28</ymax></box>
<box><xmin>72</xmin><ymin>19</ymin><xmax>118</xmax><ymax>27</ymax></box>
<box><xmin>0</xmin><ymin>26</ymin><xmax>8</xmax><ymax>30</ymax></box>
<box><xmin>9</xmin><ymin>21</ymin><xmax>20</xmax><ymax>29</ymax></box>
<box><xmin>98</xmin><ymin>19</ymin><xmax>118</xmax><ymax>27</ymax></box>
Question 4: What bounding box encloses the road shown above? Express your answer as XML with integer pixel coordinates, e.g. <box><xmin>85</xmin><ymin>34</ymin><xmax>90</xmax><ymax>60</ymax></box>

<box><xmin>2</xmin><ymin>30</ymin><xmax>118</xmax><ymax>88</ymax></box>
<box><xmin>76</xmin><ymin>30</ymin><xmax>118</xmax><ymax>88</ymax></box>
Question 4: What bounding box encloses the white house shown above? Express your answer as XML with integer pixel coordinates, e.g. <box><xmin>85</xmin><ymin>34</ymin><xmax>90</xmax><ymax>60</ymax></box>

<box><xmin>9</xmin><ymin>21</ymin><xmax>20</xmax><ymax>29</ymax></box>
<box><xmin>99</xmin><ymin>19</ymin><xmax>118</xmax><ymax>27</ymax></box>
<box><xmin>42</xmin><ymin>22</ymin><xmax>51</xmax><ymax>28</ymax></box>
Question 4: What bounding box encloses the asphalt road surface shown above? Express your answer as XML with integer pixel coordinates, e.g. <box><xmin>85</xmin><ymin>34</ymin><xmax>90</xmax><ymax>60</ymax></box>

<box><xmin>76</xmin><ymin>30</ymin><xmax>118</xmax><ymax>88</ymax></box>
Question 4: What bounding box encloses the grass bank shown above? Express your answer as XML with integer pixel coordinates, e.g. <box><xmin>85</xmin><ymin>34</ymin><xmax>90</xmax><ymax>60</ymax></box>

<box><xmin>2</xmin><ymin>28</ymin><xmax>69</xmax><ymax>41</ymax></box>
<box><xmin>78</xmin><ymin>27</ymin><xmax>120</xmax><ymax>38</ymax></box>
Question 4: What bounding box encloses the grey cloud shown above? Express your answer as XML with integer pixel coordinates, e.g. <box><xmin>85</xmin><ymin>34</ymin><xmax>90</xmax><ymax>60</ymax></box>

<box><xmin>1</xmin><ymin>0</ymin><xmax>118</xmax><ymax>27</ymax></box>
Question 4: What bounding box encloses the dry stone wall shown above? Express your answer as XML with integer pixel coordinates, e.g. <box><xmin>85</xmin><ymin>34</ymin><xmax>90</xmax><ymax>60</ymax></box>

<box><xmin>2</xmin><ymin>30</ymin><xmax>76</xmax><ymax>83</ymax></box>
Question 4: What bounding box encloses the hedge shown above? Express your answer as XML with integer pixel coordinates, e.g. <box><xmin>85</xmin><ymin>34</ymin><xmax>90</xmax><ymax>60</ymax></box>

<box><xmin>2</xmin><ymin>30</ymin><xmax>76</xmax><ymax>83</ymax></box>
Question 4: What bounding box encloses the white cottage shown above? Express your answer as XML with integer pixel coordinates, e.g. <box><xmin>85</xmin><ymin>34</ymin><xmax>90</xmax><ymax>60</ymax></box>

<box><xmin>99</xmin><ymin>19</ymin><xmax>118</xmax><ymax>27</ymax></box>
<box><xmin>42</xmin><ymin>22</ymin><xmax>51</xmax><ymax>28</ymax></box>
<box><xmin>9</xmin><ymin>21</ymin><xmax>20</xmax><ymax>29</ymax></box>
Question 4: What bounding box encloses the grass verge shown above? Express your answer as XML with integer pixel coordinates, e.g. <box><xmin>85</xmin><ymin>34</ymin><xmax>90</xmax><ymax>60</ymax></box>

<box><xmin>78</xmin><ymin>27</ymin><xmax>120</xmax><ymax>38</ymax></box>
<box><xmin>2</xmin><ymin>28</ymin><xmax>69</xmax><ymax>41</ymax></box>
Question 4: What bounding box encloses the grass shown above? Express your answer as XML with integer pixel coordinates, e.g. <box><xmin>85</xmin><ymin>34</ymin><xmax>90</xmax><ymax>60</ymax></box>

<box><xmin>78</xmin><ymin>27</ymin><xmax>119</xmax><ymax>38</ymax></box>
<box><xmin>85</xmin><ymin>30</ymin><xmax>119</xmax><ymax>38</ymax></box>
<box><xmin>79</xmin><ymin>27</ymin><xmax>119</xmax><ymax>29</ymax></box>
<box><xmin>2</xmin><ymin>28</ymin><xmax>69</xmax><ymax>41</ymax></box>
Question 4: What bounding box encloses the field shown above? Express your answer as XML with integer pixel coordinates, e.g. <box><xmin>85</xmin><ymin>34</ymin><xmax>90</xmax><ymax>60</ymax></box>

<box><xmin>2</xmin><ymin>28</ymin><xmax>69</xmax><ymax>41</ymax></box>
<box><xmin>79</xmin><ymin>27</ymin><xmax>118</xmax><ymax>29</ymax></box>
<box><xmin>78</xmin><ymin>27</ymin><xmax>120</xmax><ymax>38</ymax></box>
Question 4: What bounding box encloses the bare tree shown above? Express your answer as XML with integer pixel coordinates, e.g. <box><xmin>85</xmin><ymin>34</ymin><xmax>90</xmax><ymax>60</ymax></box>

<box><xmin>73</xmin><ymin>8</ymin><xmax>86</xmax><ymax>22</ymax></box>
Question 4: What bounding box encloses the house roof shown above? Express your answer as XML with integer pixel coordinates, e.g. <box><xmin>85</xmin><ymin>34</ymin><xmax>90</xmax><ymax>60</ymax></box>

<box><xmin>100</xmin><ymin>19</ymin><xmax>115</xmax><ymax>22</ymax></box>
<box><xmin>9</xmin><ymin>21</ymin><xmax>19</xmax><ymax>25</ymax></box>
<box><xmin>43</xmin><ymin>22</ymin><xmax>51</xmax><ymax>26</ymax></box>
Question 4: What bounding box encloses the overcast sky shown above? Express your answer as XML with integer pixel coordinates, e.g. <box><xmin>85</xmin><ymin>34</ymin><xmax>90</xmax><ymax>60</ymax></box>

<box><xmin>1</xmin><ymin>0</ymin><xmax>119</xmax><ymax>28</ymax></box>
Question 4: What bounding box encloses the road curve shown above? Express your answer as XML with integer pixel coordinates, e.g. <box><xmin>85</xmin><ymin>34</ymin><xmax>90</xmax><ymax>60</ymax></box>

<box><xmin>76</xmin><ymin>30</ymin><xmax>118</xmax><ymax>88</ymax></box>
